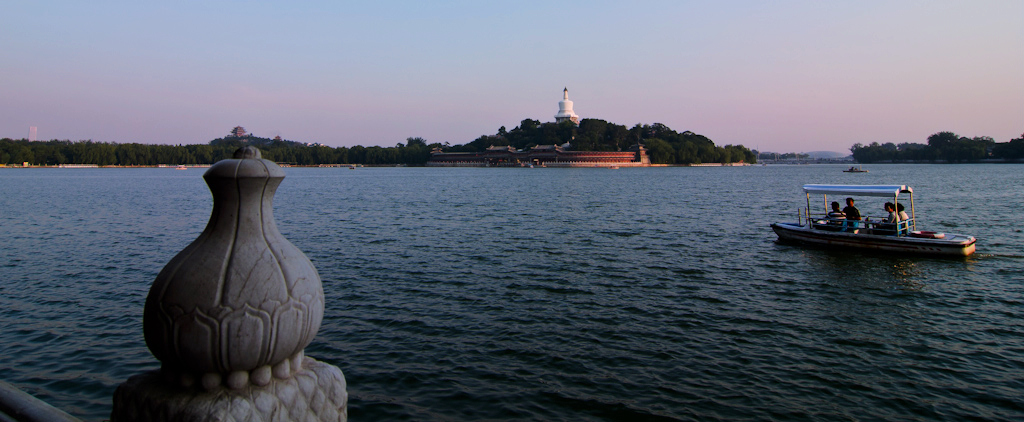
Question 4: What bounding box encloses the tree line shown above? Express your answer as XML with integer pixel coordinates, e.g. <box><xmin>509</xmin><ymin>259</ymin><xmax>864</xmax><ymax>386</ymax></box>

<box><xmin>0</xmin><ymin>136</ymin><xmax>438</xmax><ymax>166</ymax></box>
<box><xmin>851</xmin><ymin>131</ymin><xmax>1024</xmax><ymax>163</ymax></box>
<box><xmin>1</xmin><ymin>118</ymin><xmax>756</xmax><ymax>166</ymax></box>
<box><xmin>0</xmin><ymin>139</ymin><xmax>235</xmax><ymax>166</ymax></box>
<box><xmin>209</xmin><ymin>136</ymin><xmax>436</xmax><ymax>166</ymax></box>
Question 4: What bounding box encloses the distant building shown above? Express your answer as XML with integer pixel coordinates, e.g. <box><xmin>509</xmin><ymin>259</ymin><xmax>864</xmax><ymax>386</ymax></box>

<box><xmin>554</xmin><ymin>87</ymin><xmax>580</xmax><ymax>125</ymax></box>
<box><xmin>29</xmin><ymin>126</ymin><xmax>37</xmax><ymax>142</ymax></box>
<box><xmin>230</xmin><ymin>126</ymin><xmax>247</xmax><ymax>137</ymax></box>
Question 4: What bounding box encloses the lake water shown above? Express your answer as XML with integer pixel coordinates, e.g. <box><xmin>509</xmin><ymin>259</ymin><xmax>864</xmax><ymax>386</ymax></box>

<box><xmin>1</xmin><ymin>164</ymin><xmax>1022</xmax><ymax>421</ymax></box>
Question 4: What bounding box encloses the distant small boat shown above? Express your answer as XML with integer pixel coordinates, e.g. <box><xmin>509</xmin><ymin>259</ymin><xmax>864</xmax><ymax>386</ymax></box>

<box><xmin>609</xmin><ymin>166</ymin><xmax>620</xmax><ymax>169</ymax></box>
<box><xmin>175</xmin><ymin>165</ymin><xmax>188</xmax><ymax>170</ymax></box>
<box><xmin>843</xmin><ymin>166</ymin><xmax>867</xmax><ymax>173</ymax></box>
<box><xmin>349</xmin><ymin>165</ymin><xmax>356</xmax><ymax>169</ymax></box>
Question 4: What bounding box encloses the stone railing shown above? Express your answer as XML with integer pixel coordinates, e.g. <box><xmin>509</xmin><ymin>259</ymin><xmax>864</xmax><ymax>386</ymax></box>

<box><xmin>0</xmin><ymin>381</ymin><xmax>81</xmax><ymax>422</ymax></box>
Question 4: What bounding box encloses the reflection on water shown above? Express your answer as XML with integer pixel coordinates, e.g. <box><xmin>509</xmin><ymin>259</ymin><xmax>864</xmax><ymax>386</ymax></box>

<box><xmin>888</xmin><ymin>260</ymin><xmax>925</xmax><ymax>289</ymax></box>
<box><xmin>812</xmin><ymin>252</ymin><xmax>930</xmax><ymax>291</ymax></box>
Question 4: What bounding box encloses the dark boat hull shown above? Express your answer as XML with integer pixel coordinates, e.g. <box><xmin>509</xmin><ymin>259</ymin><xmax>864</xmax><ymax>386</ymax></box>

<box><xmin>771</xmin><ymin>222</ymin><xmax>976</xmax><ymax>257</ymax></box>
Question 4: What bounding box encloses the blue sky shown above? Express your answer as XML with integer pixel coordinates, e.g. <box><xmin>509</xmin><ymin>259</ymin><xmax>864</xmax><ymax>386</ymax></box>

<box><xmin>2</xmin><ymin>1</ymin><xmax>1022</xmax><ymax>152</ymax></box>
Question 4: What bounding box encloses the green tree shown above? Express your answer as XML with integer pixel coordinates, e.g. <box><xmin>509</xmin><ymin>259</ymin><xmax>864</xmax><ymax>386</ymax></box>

<box><xmin>11</xmin><ymin>145</ymin><xmax>35</xmax><ymax>164</ymax></box>
<box><xmin>645</xmin><ymin>138</ymin><xmax>675</xmax><ymax>164</ymax></box>
<box><xmin>992</xmin><ymin>135</ymin><xmax>1024</xmax><ymax>160</ymax></box>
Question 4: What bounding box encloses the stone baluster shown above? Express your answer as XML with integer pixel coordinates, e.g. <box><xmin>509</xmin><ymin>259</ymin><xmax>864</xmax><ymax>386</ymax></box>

<box><xmin>112</xmin><ymin>146</ymin><xmax>347</xmax><ymax>422</ymax></box>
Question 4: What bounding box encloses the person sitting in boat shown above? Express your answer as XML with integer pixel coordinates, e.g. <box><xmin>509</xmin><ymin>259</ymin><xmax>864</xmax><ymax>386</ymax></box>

<box><xmin>841</xmin><ymin>197</ymin><xmax>861</xmax><ymax>232</ymax></box>
<box><xmin>884</xmin><ymin>202</ymin><xmax>899</xmax><ymax>223</ymax></box>
<box><xmin>842</xmin><ymin>198</ymin><xmax>861</xmax><ymax>220</ymax></box>
<box><xmin>874</xmin><ymin>202</ymin><xmax>899</xmax><ymax>235</ymax></box>
<box><xmin>828</xmin><ymin>201</ymin><xmax>845</xmax><ymax>219</ymax></box>
<box><xmin>825</xmin><ymin>201</ymin><xmax>846</xmax><ymax>230</ymax></box>
<box><xmin>896</xmin><ymin>203</ymin><xmax>909</xmax><ymax>221</ymax></box>
<box><xmin>896</xmin><ymin>203</ymin><xmax>910</xmax><ymax>234</ymax></box>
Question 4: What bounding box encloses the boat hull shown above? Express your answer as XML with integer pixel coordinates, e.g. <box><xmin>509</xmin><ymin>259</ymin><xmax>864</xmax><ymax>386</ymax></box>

<box><xmin>771</xmin><ymin>222</ymin><xmax>976</xmax><ymax>257</ymax></box>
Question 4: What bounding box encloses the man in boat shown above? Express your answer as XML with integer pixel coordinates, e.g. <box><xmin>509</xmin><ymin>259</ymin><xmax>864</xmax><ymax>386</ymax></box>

<box><xmin>825</xmin><ymin>201</ymin><xmax>846</xmax><ymax>230</ymax></box>
<box><xmin>842</xmin><ymin>198</ymin><xmax>861</xmax><ymax>220</ymax></box>
<box><xmin>842</xmin><ymin>197</ymin><xmax>861</xmax><ymax>232</ymax></box>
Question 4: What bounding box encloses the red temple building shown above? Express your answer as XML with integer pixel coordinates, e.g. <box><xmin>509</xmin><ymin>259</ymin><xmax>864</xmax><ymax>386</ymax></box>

<box><xmin>427</xmin><ymin>143</ymin><xmax>650</xmax><ymax>167</ymax></box>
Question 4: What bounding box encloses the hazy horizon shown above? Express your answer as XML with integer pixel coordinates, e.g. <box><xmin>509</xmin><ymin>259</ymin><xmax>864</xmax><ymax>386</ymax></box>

<box><xmin>3</xmin><ymin>2</ymin><xmax>1022</xmax><ymax>151</ymax></box>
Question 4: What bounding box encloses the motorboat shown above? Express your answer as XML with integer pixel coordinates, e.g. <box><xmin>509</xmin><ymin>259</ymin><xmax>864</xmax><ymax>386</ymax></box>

<box><xmin>843</xmin><ymin>166</ymin><xmax>868</xmax><ymax>173</ymax></box>
<box><xmin>771</xmin><ymin>184</ymin><xmax>976</xmax><ymax>256</ymax></box>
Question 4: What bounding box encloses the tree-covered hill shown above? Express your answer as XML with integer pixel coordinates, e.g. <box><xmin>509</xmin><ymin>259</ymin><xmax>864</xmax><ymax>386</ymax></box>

<box><xmin>447</xmin><ymin>119</ymin><xmax>756</xmax><ymax>165</ymax></box>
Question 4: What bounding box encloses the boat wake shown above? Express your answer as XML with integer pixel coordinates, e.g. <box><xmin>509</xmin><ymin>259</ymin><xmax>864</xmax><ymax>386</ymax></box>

<box><xmin>972</xmin><ymin>252</ymin><xmax>1024</xmax><ymax>260</ymax></box>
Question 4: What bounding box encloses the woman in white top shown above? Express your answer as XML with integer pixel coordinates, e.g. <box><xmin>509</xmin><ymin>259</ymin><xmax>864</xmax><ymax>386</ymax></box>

<box><xmin>896</xmin><ymin>203</ymin><xmax>910</xmax><ymax>234</ymax></box>
<box><xmin>896</xmin><ymin>203</ymin><xmax>909</xmax><ymax>221</ymax></box>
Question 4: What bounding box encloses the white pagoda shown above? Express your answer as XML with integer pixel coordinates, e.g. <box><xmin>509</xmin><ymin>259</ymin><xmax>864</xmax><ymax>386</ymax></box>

<box><xmin>554</xmin><ymin>87</ymin><xmax>580</xmax><ymax>125</ymax></box>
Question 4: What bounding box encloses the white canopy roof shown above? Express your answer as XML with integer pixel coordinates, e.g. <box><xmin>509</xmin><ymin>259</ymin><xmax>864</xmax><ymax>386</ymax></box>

<box><xmin>802</xmin><ymin>184</ymin><xmax>912</xmax><ymax>197</ymax></box>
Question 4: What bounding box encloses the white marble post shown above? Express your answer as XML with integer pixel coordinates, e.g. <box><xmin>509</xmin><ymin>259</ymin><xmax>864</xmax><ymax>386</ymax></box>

<box><xmin>112</xmin><ymin>146</ymin><xmax>347</xmax><ymax>422</ymax></box>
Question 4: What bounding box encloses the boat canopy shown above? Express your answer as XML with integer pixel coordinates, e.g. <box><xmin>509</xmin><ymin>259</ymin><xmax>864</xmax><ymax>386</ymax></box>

<box><xmin>802</xmin><ymin>184</ymin><xmax>912</xmax><ymax>197</ymax></box>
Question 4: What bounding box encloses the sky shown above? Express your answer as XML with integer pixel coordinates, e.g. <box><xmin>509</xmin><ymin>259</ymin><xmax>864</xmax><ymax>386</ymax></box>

<box><xmin>2</xmin><ymin>1</ymin><xmax>1022</xmax><ymax>153</ymax></box>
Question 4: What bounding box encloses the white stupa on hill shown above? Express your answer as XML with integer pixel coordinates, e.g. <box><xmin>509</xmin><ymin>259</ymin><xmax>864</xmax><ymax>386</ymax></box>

<box><xmin>554</xmin><ymin>87</ymin><xmax>580</xmax><ymax>125</ymax></box>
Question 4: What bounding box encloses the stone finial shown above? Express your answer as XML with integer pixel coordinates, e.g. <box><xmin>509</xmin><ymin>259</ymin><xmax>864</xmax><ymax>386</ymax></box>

<box><xmin>115</xmin><ymin>147</ymin><xmax>345</xmax><ymax>422</ymax></box>
<box><xmin>142</xmin><ymin>147</ymin><xmax>325</xmax><ymax>388</ymax></box>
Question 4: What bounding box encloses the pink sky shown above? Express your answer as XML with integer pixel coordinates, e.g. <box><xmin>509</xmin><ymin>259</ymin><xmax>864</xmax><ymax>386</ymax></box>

<box><xmin>2</xmin><ymin>1</ymin><xmax>1022</xmax><ymax>153</ymax></box>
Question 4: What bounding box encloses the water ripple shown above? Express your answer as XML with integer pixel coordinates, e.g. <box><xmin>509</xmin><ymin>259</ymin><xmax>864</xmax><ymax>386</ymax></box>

<box><xmin>2</xmin><ymin>166</ymin><xmax>1023</xmax><ymax>421</ymax></box>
